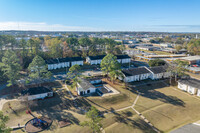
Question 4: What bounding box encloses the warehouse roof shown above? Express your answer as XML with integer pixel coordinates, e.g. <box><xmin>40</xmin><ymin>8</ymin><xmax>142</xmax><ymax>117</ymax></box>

<box><xmin>179</xmin><ymin>56</ymin><xmax>200</xmax><ymax>61</ymax></box>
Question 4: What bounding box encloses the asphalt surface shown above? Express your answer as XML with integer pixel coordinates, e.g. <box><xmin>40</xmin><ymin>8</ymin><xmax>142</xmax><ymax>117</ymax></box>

<box><xmin>170</xmin><ymin>123</ymin><xmax>200</xmax><ymax>133</ymax></box>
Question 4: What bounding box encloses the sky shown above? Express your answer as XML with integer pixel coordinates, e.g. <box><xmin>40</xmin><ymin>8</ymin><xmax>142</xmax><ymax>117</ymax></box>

<box><xmin>0</xmin><ymin>0</ymin><xmax>200</xmax><ymax>32</ymax></box>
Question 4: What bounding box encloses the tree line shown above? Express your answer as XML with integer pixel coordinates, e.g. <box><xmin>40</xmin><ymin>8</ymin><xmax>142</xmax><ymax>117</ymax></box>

<box><xmin>0</xmin><ymin>35</ymin><xmax>125</xmax><ymax>85</ymax></box>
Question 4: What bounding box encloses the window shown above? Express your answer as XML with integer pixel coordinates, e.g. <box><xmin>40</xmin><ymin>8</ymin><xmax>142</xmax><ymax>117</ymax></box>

<box><xmin>87</xmin><ymin>90</ymin><xmax>90</xmax><ymax>93</ymax></box>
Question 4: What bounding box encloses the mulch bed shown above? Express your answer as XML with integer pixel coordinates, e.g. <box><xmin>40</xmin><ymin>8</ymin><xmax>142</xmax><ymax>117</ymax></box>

<box><xmin>58</xmin><ymin>119</ymin><xmax>71</xmax><ymax>128</ymax></box>
<box><xmin>25</xmin><ymin>116</ymin><xmax>53</xmax><ymax>133</ymax></box>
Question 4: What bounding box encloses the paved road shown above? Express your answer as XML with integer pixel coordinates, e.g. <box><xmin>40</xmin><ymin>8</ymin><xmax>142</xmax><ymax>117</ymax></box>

<box><xmin>170</xmin><ymin>123</ymin><xmax>200</xmax><ymax>133</ymax></box>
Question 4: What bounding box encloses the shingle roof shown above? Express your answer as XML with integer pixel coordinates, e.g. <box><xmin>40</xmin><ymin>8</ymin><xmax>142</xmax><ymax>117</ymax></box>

<box><xmin>78</xmin><ymin>78</ymin><xmax>95</xmax><ymax>91</ymax></box>
<box><xmin>58</xmin><ymin>57</ymin><xmax>71</xmax><ymax>63</ymax></box>
<box><xmin>116</xmin><ymin>55</ymin><xmax>131</xmax><ymax>59</ymax></box>
<box><xmin>122</xmin><ymin>67</ymin><xmax>150</xmax><ymax>77</ymax></box>
<box><xmin>45</xmin><ymin>57</ymin><xmax>84</xmax><ymax>64</ymax></box>
<box><xmin>21</xmin><ymin>87</ymin><xmax>52</xmax><ymax>96</ymax></box>
<box><xmin>148</xmin><ymin>66</ymin><xmax>168</xmax><ymax>74</ymax></box>
<box><xmin>178</xmin><ymin>78</ymin><xmax>200</xmax><ymax>89</ymax></box>
<box><xmin>45</xmin><ymin>59</ymin><xmax>59</xmax><ymax>64</ymax></box>
<box><xmin>88</xmin><ymin>54</ymin><xmax>131</xmax><ymax>60</ymax></box>
<box><xmin>88</xmin><ymin>55</ymin><xmax>106</xmax><ymax>60</ymax></box>
<box><xmin>69</xmin><ymin>57</ymin><xmax>84</xmax><ymax>61</ymax></box>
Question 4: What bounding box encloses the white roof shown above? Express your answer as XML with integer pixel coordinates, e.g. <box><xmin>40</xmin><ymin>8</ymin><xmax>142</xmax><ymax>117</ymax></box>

<box><xmin>179</xmin><ymin>56</ymin><xmax>200</xmax><ymax>61</ymax></box>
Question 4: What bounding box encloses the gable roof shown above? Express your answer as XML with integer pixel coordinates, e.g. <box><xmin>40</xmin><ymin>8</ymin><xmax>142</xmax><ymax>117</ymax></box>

<box><xmin>178</xmin><ymin>78</ymin><xmax>200</xmax><ymax>89</ymax></box>
<box><xmin>45</xmin><ymin>59</ymin><xmax>59</xmax><ymax>64</ymax></box>
<box><xmin>45</xmin><ymin>57</ymin><xmax>84</xmax><ymax>64</ymax></box>
<box><xmin>116</xmin><ymin>55</ymin><xmax>131</xmax><ymax>59</ymax></box>
<box><xmin>58</xmin><ymin>57</ymin><xmax>71</xmax><ymax>63</ymax></box>
<box><xmin>78</xmin><ymin>78</ymin><xmax>95</xmax><ymax>91</ymax></box>
<box><xmin>148</xmin><ymin>66</ymin><xmax>168</xmax><ymax>74</ymax></box>
<box><xmin>88</xmin><ymin>54</ymin><xmax>131</xmax><ymax>60</ymax></box>
<box><xmin>122</xmin><ymin>67</ymin><xmax>150</xmax><ymax>77</ymax></box>
<box><xmin>69</xmin><ymin>57</ymin><xmax>84</xmax><ymax>61</ymax></box>
<box><xmin>22</xmin><ymin>87</ymin><xmax>52</xmax><ymax>96</ymax></box>
<box><xmin>88</xmin><ymin>55</ymin><xmax>106</xmax><ymax>60</ymax></box>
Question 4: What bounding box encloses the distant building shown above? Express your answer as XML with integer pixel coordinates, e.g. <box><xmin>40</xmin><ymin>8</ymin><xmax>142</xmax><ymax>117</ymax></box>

<box><xmin>178</xmin><ymin>78</ymin><xmax>200</xmax><ymax>96</ymax></box>
<box><xmin>45</xmin><ymin>57</ymin><xmax>83</xmax><ymax>70</ymax></box>
<box><xmin>179</xmin><ymin>56</ymin><xmax>200</xmax><ymax>65</ymax></box>
<box><xmin>136</xmin><ymin>46</ymin><xmax>160</xmax><ymax>51</ymax></box>
<box><xmin>86</xmin><ymin>55</ymin><xmax>131</xmax><ymax>65</ymax></box>
<box><xmin>160</xmin><ymin>43</ymin><xmax>173</xmax><ymax>48</ymax></box>
<box><xmin>119</xmin><ymin>66</ymin><xmax>170</xmax><ymax>82</ymax></box>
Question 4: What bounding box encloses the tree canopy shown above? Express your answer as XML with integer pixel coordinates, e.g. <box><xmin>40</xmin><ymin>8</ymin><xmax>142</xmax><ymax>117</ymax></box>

<box><xmin>80</xmin><ymin>106</ymin><xmax>102</xmax><ymax>133</ymax></box>
<box><xmin>28</xmin><ymin>55</ymin><xmax>52</xmax><ymax>80</ymax></box>
<box><xmin>0</xmin><ymin>50</ymin><xmax>21</xmax><ymax>86</ymax></box>
<box><xmin>148</xmin><ymin>59</ymin><xmax>166</xmax><ymax>67</ymax></box>
<box><xmin>168</xmin><ymin>59</ymin><xmax>189</xmax><ymax>81</ymax></box>
<box><xmin>187</xmin><ymin>39</ymin><xmax>200</xmax><ymax>55</ymax></box>
<box><xmin>100</xmin><ymin>54</ymin><xmax>121</xmax><ymax>76</ymax></box>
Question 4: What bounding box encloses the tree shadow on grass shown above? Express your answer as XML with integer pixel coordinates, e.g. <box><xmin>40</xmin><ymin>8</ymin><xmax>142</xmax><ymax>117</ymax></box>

<box><xmin>108</xmin><ymin>108</ymin><xmax>157</xmax><ymax>133</ymax></box>
<box><xmin>129</xmin><ymin>82</ymin><xmax>185</xmax><ymax>107</ymax></box>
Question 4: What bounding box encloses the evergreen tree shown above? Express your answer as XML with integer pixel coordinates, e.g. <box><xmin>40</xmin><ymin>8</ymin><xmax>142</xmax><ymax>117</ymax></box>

<box><xmin>80</xmin><ymin>106</ymin><xmax>102</xmax><ymax>133</ymax></box>
<box><xmin>0</xmin><ymin>50</ymin><xmax>21</xmax><ymax>86</ymax></box>
<box><xmin>28</xmin><ymin>55</ymin><xmax>52</xmax><ymax>80</ymax></box>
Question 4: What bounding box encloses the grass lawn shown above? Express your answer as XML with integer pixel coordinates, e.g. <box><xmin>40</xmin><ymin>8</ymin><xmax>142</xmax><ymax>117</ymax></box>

<box><xmin>85</xmin><ymin>79</ymin><xmax>138</xmax><ymax>111</ymax></box>
<box><xmin>4</xmin><ymin>78</ymin><xmax>200</xmax><ymax>133</ymax></box>
<box><xmin>186</xmin><ymin>72</ymin><xmax>200</xmax><ymax>80</ymax></box>
<box><xmin>133</xmin><ymin>82</ymin><xmax>200</xmax><ymax>132</ymax></box>
<box><xmin>142</xmin><ymin>50</ymin><xmax>172</xmax><ymax>55</ymax></box>
<box><xmin>102</xmin><ymin>109</ymin><xmax>156</xmax><ymax>133</ymax></box>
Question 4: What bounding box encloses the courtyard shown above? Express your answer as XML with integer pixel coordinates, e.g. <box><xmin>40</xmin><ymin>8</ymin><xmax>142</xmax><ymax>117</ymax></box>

<box><xmin>2</xmin><ymin>79</ymin><xmax>200</xmax><ymax>133</ymax></box>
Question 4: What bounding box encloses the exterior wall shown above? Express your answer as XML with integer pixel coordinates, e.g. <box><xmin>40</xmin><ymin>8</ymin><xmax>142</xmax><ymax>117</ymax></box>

<box><xmin>117</xmin><ymin>59</ymin><xmax>121</xmax><ymax>63</ymax></box>
<box><xmin>150</xmin><ymin>73</ymin><xmax>164</xmax><ymax>80</ymax></box>
<box><xmin>164</xmin><ymin>72</ymin><xmax>171</xmax><ymax>78</ymax></box>
<box><xmin>60</xmin><ymin>63</ymin><xmax>65</xmax><ymax>68</ymax></box>
<box><xmin>71</xmin><ymin>61</ymin><xmax>84</xmax><ymax>66</ymax></box>
<box><xmin>197</xmin><ymin>89</ymin><xmax>200</xmax><ymax>97</ymax></box>
<box><xmin>64</xmin><ymin>62</ymin><xmax>70</xmax><ymax>67</ymax></box>
<box><xmin>140</xmin><ymin>73</ymin><xmax>151</xmax><ymax>80</ymax></box>
<box><xmin>57</xmin><ymin>63</ymin><xmax>62</xmax><ymax>69</ymax></box>
<box><xmin>121</xmin><ymin>58</ymin><xmax>131</xmax><ymax>64</ymax></box>
<box><xmin>27</xmin><ymin>92</ymin><xmax>53</xmax><ymax>101</ymax></box>
<box><xmin>124</xmin><ymin>75</ymin><xmax>140</xmax><ymax>82</ymax></box>
<box><xmin>77</xmin><ymin>87</ymin><xmax>96</xmax><ymax>96</ymax></box>
<box><xmin>178</xmin><ymin>82</ymin><xmax>188</xmax><ymax>91</ymax></box>
<box><xmin>187</xmin><ymin>86</ymin><xmax>197</xmax><ymax>95</ymax></box>
<box><xmin>48</xmin><ymin>64</ymin><xmax>54</xmax><ymax>70</ymax></box>
<box><xmin>97</xmin><ymin>59</ymin><xmax>102</xmax><ymax>64</ymax></box>
<box><xmin>53</xmin><ymin>64</ymin><xmax>58</xmax><ymax>69</ymax></box>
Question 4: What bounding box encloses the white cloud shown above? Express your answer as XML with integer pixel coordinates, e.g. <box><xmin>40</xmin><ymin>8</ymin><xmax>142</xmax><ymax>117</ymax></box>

<box><xmin>0</xmin><ymin>22</ymin><xmax>102</xmax><ymax>31</ymax></box>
